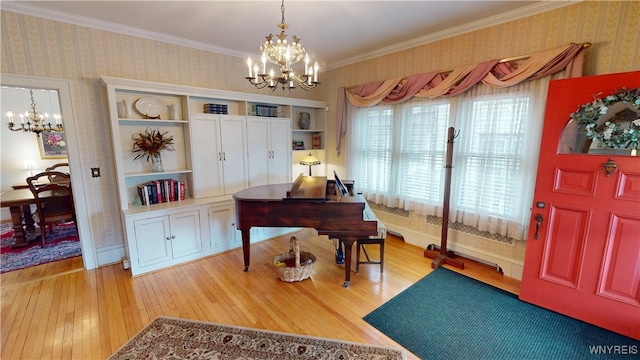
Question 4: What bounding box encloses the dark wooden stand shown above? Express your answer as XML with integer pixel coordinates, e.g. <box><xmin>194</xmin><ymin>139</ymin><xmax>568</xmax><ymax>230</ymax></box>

<box><xmin>424</xmin><ymin>127</ymin><xmax>464</xmax><ymax>270</ymax></box>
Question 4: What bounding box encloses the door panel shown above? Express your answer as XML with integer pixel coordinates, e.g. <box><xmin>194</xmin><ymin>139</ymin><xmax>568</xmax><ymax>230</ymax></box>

<box><xmin>520</xmin><ymin>71</ymin><xmax>640</xmax><ymax>340</ymax></box>
<box><xmin>191</xmin><ymin>115</ymin><xmax>224</xmax><ymax>197</ymax></box>
<box><xmin>246</xmin><ymin>118</ymin><xmax>270</xmax><ymax>187</ymax></box>
<box><xmin>134</xmin><ymin>216</ymin><xmax>172</xmax><ymax>268</ymax></box>
<box><xmin>219</xmin><ymin>116</ymin><xmax>248</xmax><ymax>194</ymax></box>
<box><xmin>541</xmin><ymin>205</ymin><xmax>589</xmax><ymax>287</ymax></box>
<box><xmin>268</xmin><ymin>118</ymin><xmax>292</xmax><ymax>184</ymax></box>
<box><xmin>597</xmin><ymin>213</ymin><xmax>639</xmax><ymax>305</ymax></box>
<box><xmin>170</xmin><ymin>210</ymin><xmax>202</xmax><ymax>259</ymax></box>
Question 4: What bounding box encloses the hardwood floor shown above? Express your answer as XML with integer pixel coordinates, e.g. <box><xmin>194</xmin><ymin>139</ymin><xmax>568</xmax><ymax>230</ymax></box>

<box><xmin>1</xmin><ymin>231</ymin><xmax>520</xmax><ymax>359</ymax></box>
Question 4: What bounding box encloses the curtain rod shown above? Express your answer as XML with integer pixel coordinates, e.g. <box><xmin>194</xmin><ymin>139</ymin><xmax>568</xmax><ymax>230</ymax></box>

<box><xmin>345</xmin><ymin>42</ymin><xmax>592</xmax><ymax>90</ymax></box>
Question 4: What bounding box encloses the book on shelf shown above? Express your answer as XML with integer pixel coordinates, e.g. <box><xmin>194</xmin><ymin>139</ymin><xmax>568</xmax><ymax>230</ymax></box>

<box><xmin>255</xmin><ymin>104</ymin><xmax>278</xmax><ymax>117</ymax></box>
<box><xmin>312</xmin><ymin>134</ymin><xmax>321</xmax><ymax>149</ymax></box>
<box><xmin>137</xmin><ymin>179</ymin><xmax>186</xmax><ymax>205</ymax></box>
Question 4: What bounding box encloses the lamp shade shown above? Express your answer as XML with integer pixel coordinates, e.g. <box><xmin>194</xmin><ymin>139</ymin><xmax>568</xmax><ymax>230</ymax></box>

<box><xmin>300</xmin><ymin>153</ymin><xmax>320</xmax><ymax>176</ymax></box>
<box><xmin>22</xmin><ymin>159</ymin><xmax>37</xmax><ymax>177</ymax></box>
<box><xmin>299</xmin><ymin>153</ymin><xmax>320</xmax><ymax>166</ymax></box>
<box><xmin>21</xmin><ymin>159</ymin><xmax>37</xmax><ymax>171</ymax></box>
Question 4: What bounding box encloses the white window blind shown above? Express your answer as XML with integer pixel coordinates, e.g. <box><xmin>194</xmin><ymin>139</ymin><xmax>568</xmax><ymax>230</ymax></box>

<box><xmin>347</xmin><ymin>80</ymin><xmax>550</xmax><ymax>241</ymax></box>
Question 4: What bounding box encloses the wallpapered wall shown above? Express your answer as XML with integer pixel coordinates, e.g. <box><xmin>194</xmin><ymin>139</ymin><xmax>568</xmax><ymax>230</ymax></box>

<box><xmin>1</xmin><ymin>1</ymin><xmax>638</xmax><ymax>270</ymax></box>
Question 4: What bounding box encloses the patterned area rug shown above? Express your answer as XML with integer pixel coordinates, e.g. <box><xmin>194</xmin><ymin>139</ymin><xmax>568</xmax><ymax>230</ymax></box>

<box><xmin>1</xmin><ymin>222</ymin><xmax>81</xmax><ymax>273</ymax></box>
<box><xmin>109</xmin><ymin>316</ymin><xmax>406</xmax><ymax>360</ymax></box>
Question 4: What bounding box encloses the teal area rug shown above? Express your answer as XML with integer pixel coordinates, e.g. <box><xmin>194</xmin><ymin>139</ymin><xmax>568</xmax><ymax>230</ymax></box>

<box><xmin>364</xmin><ymin>268</ymin><xmax>639</xmax><ymax>360</ymax></box>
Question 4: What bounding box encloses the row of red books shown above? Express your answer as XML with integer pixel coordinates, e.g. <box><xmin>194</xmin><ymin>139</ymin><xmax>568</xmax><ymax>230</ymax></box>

<box><xmin>138</xmin><ymin>179</ymin><xmax>185</xmax><ymax>205</ymax></box>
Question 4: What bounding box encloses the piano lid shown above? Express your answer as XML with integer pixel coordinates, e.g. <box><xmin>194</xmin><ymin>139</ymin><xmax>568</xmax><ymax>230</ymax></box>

<box><xmin>285</xmin><ymin>175</ymin><xmax>327</xmax><ymax>200</ymax></box>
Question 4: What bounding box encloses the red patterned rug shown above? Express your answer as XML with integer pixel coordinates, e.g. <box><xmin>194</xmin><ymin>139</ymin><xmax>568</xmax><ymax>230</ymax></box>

<box><xmin>109</xmin><ymin>316</ymin><xmax>406</xmax><ymax>360</ymax></box>
<box><xmin>0</xmin><ymin>222</ymin><xmax>81</xmax><ymax>273</ymax></box>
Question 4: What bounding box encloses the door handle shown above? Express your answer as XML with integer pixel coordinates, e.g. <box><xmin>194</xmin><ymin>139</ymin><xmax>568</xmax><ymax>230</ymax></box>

<box><xmin>534</xmin><ymin>213</ymin><xmax>544</xmax><ymax>239</ymax></box>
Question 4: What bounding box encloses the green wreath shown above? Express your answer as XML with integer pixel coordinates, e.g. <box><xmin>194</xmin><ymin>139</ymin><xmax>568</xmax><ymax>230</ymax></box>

<box><xmin>571</xmin><ymin>87</ymin><xmax>640</xmax><ymax>150</ymax></box>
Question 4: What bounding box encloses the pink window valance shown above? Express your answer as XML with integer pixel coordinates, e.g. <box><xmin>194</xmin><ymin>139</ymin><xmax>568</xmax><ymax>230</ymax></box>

<box><xmin>336</xmin><ymin>42</ymin><xmax>587</xmax><ymax>155</ymax></box>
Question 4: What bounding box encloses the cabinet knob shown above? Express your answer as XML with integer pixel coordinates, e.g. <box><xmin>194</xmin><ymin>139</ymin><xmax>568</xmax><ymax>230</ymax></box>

<box><xmin>166</xmin><ymin>236</ymin><xmax>171</xmax><ymax>241</ymax></box>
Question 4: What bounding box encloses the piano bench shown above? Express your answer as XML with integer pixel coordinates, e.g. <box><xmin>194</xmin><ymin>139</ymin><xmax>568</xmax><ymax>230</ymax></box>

<box><xmin>356</xmin><ymin>203</ymin><xmax>387</xmax><ymax>274</ymax></box>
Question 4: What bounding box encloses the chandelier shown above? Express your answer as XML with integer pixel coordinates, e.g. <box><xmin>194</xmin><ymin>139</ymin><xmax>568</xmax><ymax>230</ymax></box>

<box><xmin>6</xmin><ymin>89</ymin><xmax>63</xmax><ymax>136</ymax></box>
<box><xmin>245</xmin><ymin>0</ymin><xmax>319</xmax><ymax>91</ymax></box>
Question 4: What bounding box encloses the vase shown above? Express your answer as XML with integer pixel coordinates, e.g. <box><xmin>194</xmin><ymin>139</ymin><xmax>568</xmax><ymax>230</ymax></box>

<box><xmin>117</xmin><ymin>100</ymin><xmax>126</xmax><ymax>118</ymax></box>
<box><xmin>167</xmin><ymin>104</ymin><xmax>180</xmax><ymax>120</ymax></box>
<box><xmin>123</xmin><ymin>100</ymin><xmax>132</xmax><ymax>118</ymax></box>
<box><xmin>151</xmin><ymin>153</ymin><xmax>164</xmax><ymax>172</ymax></box>
<box><xmin>298</xmin><ymin>112</ymin><xmax>310</xmax><ymax>130</ymax></box>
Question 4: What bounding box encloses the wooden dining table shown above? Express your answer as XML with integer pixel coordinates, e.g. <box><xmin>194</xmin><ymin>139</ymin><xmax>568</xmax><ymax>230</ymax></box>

<box><xmin>1</xmin><ymin>188</ymin><xmax>40</xmax><ymax>248</ymax></box>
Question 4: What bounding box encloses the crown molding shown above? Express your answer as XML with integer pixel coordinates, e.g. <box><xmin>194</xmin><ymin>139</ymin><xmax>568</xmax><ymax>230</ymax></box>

<box><xmin>0</xmin><ymin>1</ymin><xmax>248</xmax><ymax>59</ymax></box>
<box><xmin>2</xmin><ymin>1</ymin><xmax>581</xmax><ymax>70</ymax></box>
<box><xmin>326</xmin><ymin>1</ymin><xmax>582</xmax><ymax>70</ymax></box>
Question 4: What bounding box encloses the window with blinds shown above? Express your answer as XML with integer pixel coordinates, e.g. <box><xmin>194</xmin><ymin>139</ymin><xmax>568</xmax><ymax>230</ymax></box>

<box><xmin>350</xmin><ymin>92</ymin><xmax>533</xmax><ymax>238</ymax></box>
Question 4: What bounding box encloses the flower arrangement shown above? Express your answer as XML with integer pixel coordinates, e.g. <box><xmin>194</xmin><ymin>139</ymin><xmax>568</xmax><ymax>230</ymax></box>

<box><xmin>46</xmin><ymin>133</ymin><xmax>66</xmax><ymax>153</ymax></box>
<box><xmin>571</xmin><ymin>87</ymin><xmax>640</xmax><ymax>150</ymax></box>
<box><xmin>131</xmin><ymin>128</ymin><xmax>175</xmax><ymax>161</ymax></box>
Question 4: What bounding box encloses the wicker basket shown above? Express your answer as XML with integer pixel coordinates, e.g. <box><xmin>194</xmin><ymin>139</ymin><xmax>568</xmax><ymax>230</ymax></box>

<box><xmin>273</xmin><ymin>237</ymin><xmax>316</xmax><ymax>282</ymax></box>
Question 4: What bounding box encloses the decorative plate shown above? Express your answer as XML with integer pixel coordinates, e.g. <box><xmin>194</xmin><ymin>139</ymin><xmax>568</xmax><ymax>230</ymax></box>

<box><xmin>135</xmin><ymin>97</ymin><xmax>165</xmax><ymax>119</ymax></box>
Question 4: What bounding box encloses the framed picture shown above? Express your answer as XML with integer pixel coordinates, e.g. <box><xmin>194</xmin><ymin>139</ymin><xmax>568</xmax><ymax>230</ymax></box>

<box><xmin>39</xmin><ymin>131</ymin><xmax>68</xmax><ymax>159</ymax></box>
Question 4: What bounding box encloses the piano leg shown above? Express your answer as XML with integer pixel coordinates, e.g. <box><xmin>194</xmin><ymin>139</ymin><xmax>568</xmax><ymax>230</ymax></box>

<box><xmin>241</xmin><ymin>228</ymin><xmax>251</xmax><ymax>272</ymax></box>
<box><xmin>341</xmin><ymin>237</ymin><xmax>357</xmax><ymax>288</ymax></box>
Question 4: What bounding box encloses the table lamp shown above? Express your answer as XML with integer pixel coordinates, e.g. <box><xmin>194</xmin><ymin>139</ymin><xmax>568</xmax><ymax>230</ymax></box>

<box><xmin>22</xmin><ymin>159</ymin><xmax>37</xmax><ymax>177</ymax></box>
<box><xmin>299</xmin><ymin>153</ymin><xmax>320</xmax><ymax>176</ymax></box>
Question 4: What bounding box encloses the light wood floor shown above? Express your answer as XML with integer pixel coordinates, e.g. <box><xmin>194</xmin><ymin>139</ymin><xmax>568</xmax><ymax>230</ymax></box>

<box><xmin>1</xmin><ymin>231</ymin><xmax>520</xmax><ymax>360</ymax></box>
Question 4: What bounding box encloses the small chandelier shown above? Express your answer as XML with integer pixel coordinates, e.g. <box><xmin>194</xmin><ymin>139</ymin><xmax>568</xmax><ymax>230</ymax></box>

<box><xmin>6</xmin><ymin>89</ymin><xmax>63</xmax><ymax>137</ymax></box>
<box><xmin>245</xmin><ymin>0</ymin><xmax>319</xmax><ymax>91</ymax></box>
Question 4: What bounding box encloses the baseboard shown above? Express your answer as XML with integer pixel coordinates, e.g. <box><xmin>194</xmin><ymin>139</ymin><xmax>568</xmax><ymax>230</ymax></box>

<box><xmin>96</xmin><ymin>243</ymin><xmax>127</xmax><ymax>266</ymax></box>
<box><xmin>385</xmin><ymin>223</ymin><xmax>524</xmax><ymax>280</ymax></box>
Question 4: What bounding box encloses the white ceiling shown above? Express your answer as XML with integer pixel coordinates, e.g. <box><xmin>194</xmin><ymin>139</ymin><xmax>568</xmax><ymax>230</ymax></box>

<box><xmin>3</xmin><ymin>1</ymin><xmax>574</xmax><ymax>69</ymax></box>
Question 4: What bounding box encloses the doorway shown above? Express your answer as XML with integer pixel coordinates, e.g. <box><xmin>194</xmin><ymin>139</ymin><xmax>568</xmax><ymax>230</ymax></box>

<box><xmin>1</xmin><ymin>74</ymin><xmax>96</xmax><ymax>271</ymax></box>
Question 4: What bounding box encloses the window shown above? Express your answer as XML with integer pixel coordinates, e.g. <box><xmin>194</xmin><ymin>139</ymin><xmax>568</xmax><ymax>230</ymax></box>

<box><xmin>348</xmin><ymin>82</ymin><xmax>545</xmax><ymax>241</ymax></box>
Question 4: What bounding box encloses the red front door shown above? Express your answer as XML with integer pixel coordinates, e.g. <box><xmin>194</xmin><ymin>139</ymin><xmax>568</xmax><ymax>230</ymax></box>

<box><xmin>520</xmin><ymin>71</ymin><xmax>640</xmax><ymax>340</ymax></box>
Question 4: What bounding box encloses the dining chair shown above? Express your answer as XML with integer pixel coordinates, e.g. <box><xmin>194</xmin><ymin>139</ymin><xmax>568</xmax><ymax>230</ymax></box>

<box><xmin>45</xmin><ymin>162</ymin><xmax>70</xmax><ymax>183</ymax></box>
<box><xmin>26</xmin><ymin>171</ymin><xmax>77</xmax><ymax>247</ymax></box>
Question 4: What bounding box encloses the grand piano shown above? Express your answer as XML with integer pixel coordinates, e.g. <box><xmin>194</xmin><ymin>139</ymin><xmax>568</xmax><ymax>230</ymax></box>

<box><xmin>233</xmin><ymin>174</ymin><xmax>379</xmax><ymax>287</ymax></box>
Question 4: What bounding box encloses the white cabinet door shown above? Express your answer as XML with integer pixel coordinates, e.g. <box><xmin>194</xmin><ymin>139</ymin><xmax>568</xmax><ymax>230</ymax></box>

<box><xmin>219</xmin><ymin>115</ymin><xmax>248</xmax><ymax>194</ymax></box>
<box><xmin>134</xmin><ymin>216</ymin><xmax>172</xmax><ymax>268</ymax></box>
<box><xmin>191</xmin><ymin>114</ymin><xmax>247</xmax><ymax>197</ymax></box>
<box><xmin>268</xmin><ymin>118</ymin><xmax>291</xmax><ymax>184</ymax></box>
<box><xmin>208</xmin><ymin>204</ymin><xmax>239</xmax><ymax>251</ymax></box>
<box><xmin>133</xmin><ymin>210</ymin><xmax>202</xmax><ymax>269</ymax></box>
<box><xmin>191</xmin><ymin>114</ymin><xmax>224</xmax><ymax>197</ymax></box>
<box><xmin>169</xmin><ymin>210</ymin><xmax>202</xmax><ymax>259</ymax></box>
<box><xmin>246</xmin><ymin>117</ymin><xmax>270</xmax><ymax>187</ymax></box>
<box><xmin>247</xmin><ymin>117</ymin><xmax>291</xmax><ymax>187</ymax></box>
